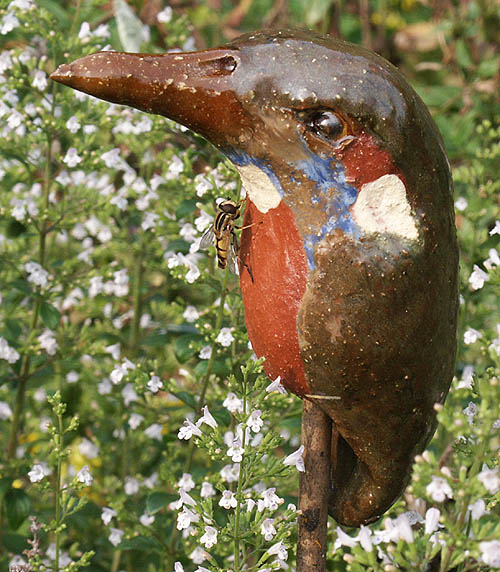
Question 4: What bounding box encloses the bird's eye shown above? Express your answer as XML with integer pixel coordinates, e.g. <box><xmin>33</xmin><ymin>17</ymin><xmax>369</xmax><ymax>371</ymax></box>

<box><xmin>306</xmin><ymin>111</ymin><xmax>346</xmax><ymax>140</ymax></box>
<box><xmin>201</xmin><ymin>56</ymin><xmax>238</xmax><ymax>76</ymax></box>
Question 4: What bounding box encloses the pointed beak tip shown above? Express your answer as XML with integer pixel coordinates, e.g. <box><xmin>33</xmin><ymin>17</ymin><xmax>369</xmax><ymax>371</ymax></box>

<box><xmin>49</xmin><ymin>64</ymin><xmax>73</xmax><ymax>85</ymax></box>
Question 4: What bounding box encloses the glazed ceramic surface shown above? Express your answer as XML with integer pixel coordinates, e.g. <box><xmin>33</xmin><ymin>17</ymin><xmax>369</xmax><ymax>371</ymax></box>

<box><xmin>51</xmin><ymin>30</ymin><xmax>458</xmax><ymax>526</ymax></box>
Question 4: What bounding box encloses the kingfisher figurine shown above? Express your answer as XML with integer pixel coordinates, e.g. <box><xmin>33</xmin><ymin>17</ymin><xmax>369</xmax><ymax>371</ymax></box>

<box><xmin>51</xmin><ymin>30</ymin><xmax>458</xmax><ymax>527</ymax></box>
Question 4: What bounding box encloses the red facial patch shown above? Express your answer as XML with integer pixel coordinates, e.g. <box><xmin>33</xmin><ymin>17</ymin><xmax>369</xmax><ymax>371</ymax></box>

<box><xmin>239</xmin><ymin>200</ymin><xmax>309</xmax><ymax>396</ymax></box>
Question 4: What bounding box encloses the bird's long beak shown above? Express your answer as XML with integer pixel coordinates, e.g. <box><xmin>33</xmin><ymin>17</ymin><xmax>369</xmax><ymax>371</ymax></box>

<box><xmin>50</xmin><ymin>49</ymin><xmax>251</xmax><ymax>147</ymax></box>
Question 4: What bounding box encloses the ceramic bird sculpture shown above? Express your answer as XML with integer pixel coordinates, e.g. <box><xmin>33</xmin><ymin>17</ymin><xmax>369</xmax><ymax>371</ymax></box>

<box><xmin>51</xmin><ymin>29</ymin><xmax>458</xmax><ymax>527</ymax></box>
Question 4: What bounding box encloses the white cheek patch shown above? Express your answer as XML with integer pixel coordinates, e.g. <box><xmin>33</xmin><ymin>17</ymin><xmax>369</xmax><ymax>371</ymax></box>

<box><xmin>352</xmin><ymin>174</ymin><xmax>419</xmax><ymax>242</ymax></box>
<box><xmin>236</xmin><ymin>163</ymin><xmax>282</xmax><ymax>214</ymax></box>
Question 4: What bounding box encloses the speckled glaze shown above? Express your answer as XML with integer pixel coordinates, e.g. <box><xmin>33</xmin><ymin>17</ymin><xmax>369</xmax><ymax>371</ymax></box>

<box><xmin>51</xmin><ymin>29</ymin><xmax>459</xmax><ymax>526</ymax></box>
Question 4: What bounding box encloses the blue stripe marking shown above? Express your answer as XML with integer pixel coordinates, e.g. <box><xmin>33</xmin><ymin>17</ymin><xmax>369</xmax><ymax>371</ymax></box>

<box><xmin>223</xmin><ymin>147</ymin><xmax>360</xmax><ymax>271</ymax></box>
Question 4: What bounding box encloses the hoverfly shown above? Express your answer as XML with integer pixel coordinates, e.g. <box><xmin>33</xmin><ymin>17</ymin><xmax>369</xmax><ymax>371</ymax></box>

<box><xmin>200</xmin><ymin>198</ymin><xmax>243</xmax><ymax>275</ymax></box>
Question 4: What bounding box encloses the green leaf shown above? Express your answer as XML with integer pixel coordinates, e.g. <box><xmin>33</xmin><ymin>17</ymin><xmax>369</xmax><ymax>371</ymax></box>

<box><xmin>120</xmin><ymin>535</ymin><xmax>163</xmax><ymax>551</ymax></box>
<box><xmin>146</xmin><ymin>492</ymin><xmax>176</xmax><ymax>514</ymax></box>
<box><xmin>113</xmin><ymin>0</ymin><xmax>145</xmax><ymax>52</ymax></box>
<box><xmin>176</xmin><ymin>198</ymin><xmax>197</xmax><ymax>219</ymax></box>
<box><xmin>0</xmin><ymin>478</ymin><xmax>13</xmax><ymax>501</ymax></box>
<box><xmin>1</xmin><ymin>531</ymin><xmax>29</xmax><ymax>553</ymax></box>
<box><xmin>3</xmin><ymin>319</ymin><xmax>22</xmax><ymax>341</ymax></box>
<box><xmin>455</xmin><ymin>39</ymin><xmax>473</xmax><ymax>69</ymax></box>
<box><xmin>174</xmin><ymin>333</ymin><xmax>202</xmax><ymax>363</ymax></box>
<box><xmin>4</xmin><ymin>488</ymin><xmax>31</xmax><ymax>530</ymax></box>
<box><xmin>142</xmin><ymin>332</ymin><xmax>169</xmax><ymax>347</ymax></box>
<box><xmin>174</xmin><ymin>390</ymin><xmax>197</xmax><ymax>409</ymax></box>
<box><xmin>40</xmin><ymin>302</ymin><xmax>61</xmax><ymax>329</ymax></box>
<box><xmin>211</xmin><ymin>406</ymin><xmax>231</xmax><ymax>426</ymax></box>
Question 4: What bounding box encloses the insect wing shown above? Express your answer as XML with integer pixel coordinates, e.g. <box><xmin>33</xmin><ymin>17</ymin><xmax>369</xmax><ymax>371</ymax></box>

<box><xmin>227</xmin><ymin>233</ymin><xmax>240</xmax><ymax>275</ymax></box>
<box><xmin>199</xmin><ymin>226</ymin><xmax>215</xmax><ymax>249</ymax></box>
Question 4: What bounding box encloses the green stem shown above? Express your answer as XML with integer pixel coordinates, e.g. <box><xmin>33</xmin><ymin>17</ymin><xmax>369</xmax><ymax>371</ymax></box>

<box><xmin>54</xmin><ymin>409</ymin><xmax>64</xmax><ymax>572</ymax></box>
<box><xmin>233</xmin><ymin>372</ymin><xmax>248</xmax><ymax>571</ymax></box>
<box><xmin>129</xmin><ymin>247</ymin><xmax>144</xmax><ymax>355</ymax></box>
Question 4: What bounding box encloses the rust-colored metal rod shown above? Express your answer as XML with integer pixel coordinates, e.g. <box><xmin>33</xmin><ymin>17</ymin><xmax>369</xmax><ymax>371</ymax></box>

<box><xmin>297</xmin><ymin>400</ymin><xmax>332</xmax><ymax>572</ymax></box>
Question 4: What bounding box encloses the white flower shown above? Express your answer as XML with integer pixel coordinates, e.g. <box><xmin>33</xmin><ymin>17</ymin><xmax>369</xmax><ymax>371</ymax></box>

<box><xmin>454</xmin><ymin>197</ymin><xmax>467</xmax><ymax>211</ymax></box>
<box><xmin>139</xmin><ymin>512</ymin><xmax>155</xmax><ymax>526</ymax></box>
<box><xmin>65</xmin><ymin>116</ymin><xmax>81</xmax><ymax>133</ymax></box>
<box><xmin>189</xmin><ymin>546</ymin><xmax>208</xmax><ymax>564</ymax></box>
<box><xmin>28</xmin><ymin>463</ymin><xmax>49</xmax><ymax>483</ymax></box>
<box><xmin>129</xmin><ymin>413</ymin><xmax>144</xmax><ymax>429</ymax></box>
<box><xmin>157</xmin><ymin>6</ymin><xmax>173</xmax><ymax>23</ymax></box>
<box><xmin>178</xmin><ymin>419</ymin><xmax>202</xmax><ymax>440</ymax></box>
<box><xmin>38</xmin><ymin>329</ymin><xmax>58</xmax><ymax>356</ymax></box>
<box><xmin>183</xmin><ymin>305</ymin><xmax>199</xmax><ymax>322</ymax></box>
<box><xmin>283</xmin><ymin>445</ymin><xmax>305</xmax><ymax>472</ymax></box>
<box><xmin>457</xmin><ymin>365</ymin><xmax>474</xmax><ymax>389</ymax></box>
<box><xmin>199</xmin><ymin>345</ymin><xmax>212</xmax><ymax>360</ymax></box>
<box><xmin>147</xmin><ymin>375</ymin><xmax>163</xmax><ymax>393</ymax></box>
<box><xmin>200</xmin><ymin>525</ymin><xmax>218</xmax><ymax>548</ymax></box>
<box><xmin>0</xmin><ymin>337</ymin><xmax>20</xmax><ymax>364</ymax></box>
<box><xmin>463</xmin><ymin>401</ymin><xmax>477</xmax><ymax>424</ymax></box>
<box><xmin>468</xmin><ymin>498</ymin><xmax>487</xmax><ymax>520</ymax></box>
<box><xmin>334</xmin><ymin>526</ymin><xmax>358</xmax><ymax>549</ymax></box>
<box><xmin>216</xmin><ymin>327</ymin><xmax>234</xmax><ymax>347</ymax></box>
<box><xmin>426</xmin><ymin>476</ymin><xmax>453</xmax><ymax>502</ymax></box>
<box><xmin>63</xmin><ymin>147</ymin><xmax>82</xmax><ymax>168</ymax></box>
<box><xmin>66</xmin><ymin>371</ymin><xmax>79</xmax><ymax>384</ymax></box>
<box><xmin>32</xmin><ymin>70</ymin><xmax>48</xmax><ymax>91</ymax></box>
<box><xmin>0</xmin><ymin>13</ymin><xmax>20</xmax><ymax>35</ymax></box>
<box><xmin>469</xmin><ymin>265</ymin><xmax>489</xmax><ymax>290</ymax></box>
<box><xmin>197</xmin><ymin>405</ymin><xmax>218</xmax><ymax>429</ymax></box>
<box><xmin>489</xmin><ymin>324</ymin><xmax>500</xmax><ymax>356</ymax></box>
<box><xmin>376</xmin><ymin>513</ymin><xmax>414</xmax><ymax>543</ymax></box>
<box><xmin>266</xmin><ymin>376</ymin><xmax>287</xmax><ymax>394</ymax></box>
<box><xmin>98</xmin><ymin>378</ymin><xmax>112</xmax><ymax>395</ymax></box>
<box><xmin>201</xmin><ymin>481</ymin><xmax>215</xmax><ymax>498</ymax></box>
<box><xmin>479</xmin><ymin>540</ymin><xmax>500</xmax><ymax>568</ymax></box>
<box><xmin>268</xmin><ymin>540</ymin><xmax>288</xmax><ymax>561</ymax></box>
<box><xmin>258</xmin><ymin>488</ymin><xmax>283</xmax><ymax>512</ymax></box>
<box><xmin>79</xmin><ymin>437</ymin><xmax>99</xmax><ymax>459</ymax></box>
<box><xmin>77</xmin><ymin>465</ymin><xmax>93</xmax><ymax>486</ymax></box>
<box><xmin>177</xmin><ymin>473</ymin><xmax>195</xmax><ymax>491</ymax></box>
<box><xmin>167</xmin><ymin>155</ymin><xmax>184</xmax><ymax>178</ymax></box>
<box><xmin>261</xmin><ymin>518</ymin><xmax>277</xmax><ymax>541</ymax></box>
<box><xmin>122</xmin><ymin>383</ymin><xmax>138</xmax><ymax>406</ymax></box>
<box><xmin>124</xmin><ymin>476</ymin><xmax>139</xmax><ymax>495</ymax></box>
<box><xmin>228</xmin><ymin>438</ymin><xmax>244</xmax><ymax>462</ymax></box>
<box><xmin>464</xmin><ymin>327</ymin><xmax>482</xmax><ymax>345</ymax></box>
<box><xmin>25</xmin><ymin>261</ymin><xmax>49</xmax><ymax>287</ymax></box>
<box><xmin>485</xmin><ymin>248</ymin><xmax>500</xmax><ymax>269</ymax></box>
<box><xmin>358</xmin><ymin>526</ymin><xmax>373</xmax><ymax>552</ymax></box>
<box><xmin>105</xmin><ymin>343</ymin><xmax>121</xmax><ymax>360</ymax></box>
<box><xmin>186</xmin><ymin>265</ymin><xmax>200</xmax><ymax>283</ymax></box>
<box><xmin>219</xmin><ymin>490</ymin><xmax>237</xmax><ymax>509</ymax></box>
<box><xmin>424</xmin><ymin>507</ymin><xmax>441</xmax><ymax>534</ymax></box>
<box><xmin>108</xmin><ymin>528</ymin><xmax>124</xmax><ymax>547</ymax></box>
<box><xmin>144</xmin><ymin>423</ymin><xmax>163</xmax><ymax>441</ymax></box>
<box><xmin>220</xmin><ymin>463</ymin><xmax>240</xmax><ymax>483</ymax></box>
<box><xmin>101</xmin><ymin>148</ymin><xmax>125</xmax><ymax>169</ymax></box>
<box><xmin>174</xmin><ymin>562</ymin><xmax>184</xmax><ymax>572</ymax></box>
<box><xmin>477</xmin><ymin>466</ymin><xmax>500</xmax><ymax>494</ymax></box>
<box><xmin>177</xmin><ymin>507</ymin><xmax>199</xmax><ymax>530</ymax></box>
<box><xmin>489</xmin><ymin>220</ymin><xmax>500</xmax><ymax>236</ymax></box>
<box><xmin>247</xmin><ymin>409</ymin><xmax>263</xmax><ymax>433</ymax></box>
<box><xmin>0</xmin><ymin>401</ymin><xmax>13</xmax><ymax>420</ymax></box>
<box><xmin>101</xmin><ymin>507</ymin><xmax>117</xmax><ymax>525</ymax></box>
<box><xmin>223</xmin><ymin>392</ymin><xmax>244</xmax><ymax>413</ymax></box>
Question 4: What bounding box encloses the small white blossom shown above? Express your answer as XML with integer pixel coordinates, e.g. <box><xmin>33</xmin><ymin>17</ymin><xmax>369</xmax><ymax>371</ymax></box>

<box><xmin>174</xmin><ymin>563</ymin><xmax>184</xmax><ymax>572</ymax></box>
<box><xmin>426</xmin><ymin>476</ymin><xmax>453</xmax><ymax>502</ymax></box>
<box><xmin>65</xmin><ymin>116</ymin><xmax>81</xmax><ymax>133</ymax></box>
<box><xmin>189</xmin><ymin>546</ymin><xmax>208</xmax><ymax>564</ymax></box>
<box><xmin>77</xmin><ymin>465</ymin><xmax>93</xmax><ymax>486</ymax></box>
<box><xmin>468</xmin><ymin>498</ymin><xmax>488</xmax><ymax>520</ymax></box>
<box><xmin>0</xmin><ymin>401</ymin><xmax>13</xmax><ymax>420</ymax></box>
<box><xmin>457</xmin><ymin>365</ymin><xmax>474</xmax><ymax>389</ymax></box>
<box><xmin>216</xmin><ymin>327</ymin><xmax>234</xmax><ymax>347</ymax></box>
<box><xmin>105</xmin><ymin>343</ymin><xmax>121</xmax><ymax>360</ymax></box>
<box><xmin>157</xmin><ymin>6</ymin><xmax>173</xmax><ymax>23</ymax></box>
<box><xmin>79</xmin><ymin>437</ymin><xmax>99</xmax><ymax>459</ymax></box>
<box><xmin>489</xmin><ymin>323</ymin><xmax>500</xmax><ymax>356</ymax></box>
<box><xmin>464</xmin><ymin>327</ymin><xmax>482</xmax><ymax>345</ymax></box>
<box><xmin>463</xmin><ymin>401</ymin><xmax>478</xmax><ymax>424</ymax></box>
<box><xmin>63</xmin><ymin>147</ymin><xmax>82</xmax><ymax>168</ymax></box>
<box><xmin>0</xmin><ymin>337</ymin><xmax>20</xmax><ymax>364</ymax></box>
<box><xmin>200</xmin><ymin>526</ymin><xmax>218</xmax><ymax>548</ymax></box>
<box><xmin>129</xmin><ymin>413</ymin><xmax>144</xmax><ymax>429</ymax></box>
<box><xmin>268</xmin><ymin>540</ymin><xmax>288</xmax><ymax>561</ymax></box>
<box><xmin>258</xmin><ymin>488</ymin><xmax>283</xmax><ymax>512</ymax></box>
<box><xmin>124</xmin><ymin>476</ymin><xmax>140</xmax><ymax>495</ymax></box>
<box><xmin>144</xmin><ymin>423</ymin><xmax>163</xmax><ymax>441</ymax></box>
<box><xmin>228</xmin><ymin>438</ymin><xmax>244</xmax><ymax>462</ymax></box>
<box><xmin>489</xmin><ymin>220</ymin><xmax>500</xmax><ymax>236</ymax></box>
<box><xmin>469</xmin><ymin>264</ymin><xmax>489</xmax><ymax>290</ymax></box>
<box><xmin>220</xmin><ymin>463</ymin><xmax>240</xmax><ymax>483</ymax></box>
<box><xmin>247</xmin><ymin>409</ymin><xmax>263</xmax><ymax>433</ymax></box>
<box><xmin>219</xmin><ymin>490</ymin><xmax>237</xmax><ymax>509</ymax></box>
<box><xmin>32</xmin><ymin>70</ymin><xmax>48</xmax><ymax>91</ymax></box>
<box><xmin>199</xmin><ymin>345</ymin><xmax>212</xmax><ymax>360</ymax></box>
<box><xmin>98</xmin><ymin>378</ymin><xmax>112</xmax><ymax>395</ymax></box>
<box><xmin>38</xmin><ymin>329</ymin><xmax>58</xmax><ymax>356</ymax></box>
<box><xmin>183</xmin><ymin>305</ymin><xmax>199</xmax><ymax>322</ymax></box>
<box><xmin>201</xmin><ymin>481</ymin><xmax>215</xmax><ymax>498</ymax></box>
<box><xmin>477</xmin><ymin>466</ymin><xmax>500</xmax><ymax>494</ymax></box>
<box><xmin>25</xmin><ymin>261</ymin><xmax>49</xmax><ymax>287</ymax></box>
<box><xmin>454</xmin><ymin>197</ymin><xmax>467</xmax><ymax>211</ymax></box>
<box><xmin>139</xmin><ymin>512</ymin><xmax>155</xmax><ymax>526</ymax></box>
<box><xmin>0</xmin><ymin>13</ymin><xmax>20</xmax><ymax>35</ymax></box>
<box><xmin>101</xmin><ymin>507</ymin><xmax>117</xmax><ymax>525</ymax></box>
<box><xmin>66</xmin><ymin>370</ymin><xmax>79</xmax><ymax>384</ymax></box>
<box><xmin>424</xmin><ymin>507</ymin><xmax>441</xmax><ymax>534</ymax></box>
<box><xmin>108</xmin><ymin>528</ymin><xmax>123</xmax><ymax>547</ymax></box>
<box><xmin>178</xmin><ymin>419</ymin><xmax>202</xmax><ymax>440</ymax></box>
<box><xmin>261</xmin><ymin>518</ymin><xmax>277</xmax><ymax>541</ymax></box>
<box><xmin>122</xmin><ymin>383</ymin><xmax>138</xmax><ymax>406</ymax></box>
<box><xmin>266</xmin><ymin>376</ymin><xmax>287</xmax><ymax>394</ymax></box>
<box><xmin>147</xmin><ymin>375</ymin><xmax>163</xmax><ymax>393</ymax></box>
<box><xmin>177</xmin><ymin>473</ymin><xmax>195</xmax><ymax>491</ymax></box>
<box><xmin>177</xmin><ymin>507</ymin><xmax>199</xmax><ymax>530</ymax></box>
<box><xmin>479</xmin><ymin>540</ymin><xmax>500</xmax><ymax>568</ymax></box>
<box><xmin>28</xmin><ymin>463</ymin><xmax>50</xmax><ymax>483</ymax></box>
<box><xmin>197</xmin><ymin>405</ymin><xmax>218</xmax><ymax>429</ymax></box>
<box><xmin>485</xmin><ymin>248</ymin><xmax>500</xmax><ymax>270</ymax></box>
<box><xmin>283</xmin><ymin>445</ymin><xmax>305</xmax><ymax>472</ymax></box>
<box><xmin>223</xmin><ymin>392</ymin><xmax>244</xmax><ymax>413</ymax></box>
